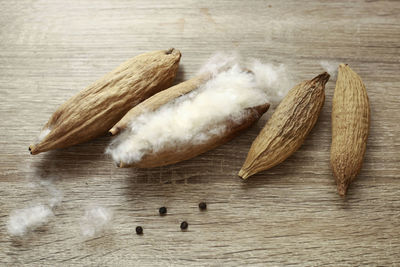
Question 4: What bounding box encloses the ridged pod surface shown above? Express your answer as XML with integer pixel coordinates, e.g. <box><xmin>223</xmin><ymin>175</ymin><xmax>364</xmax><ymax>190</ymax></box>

<box><xmin>331</xmin><ymin>64</ymin><xmax>370</xmax><ymax>196</ymax></box>
<box><xmin>239</xmin><ymin>72</ymin><xmax>330</xmax><ymax>179</ymax></box>
<box><xmin>29</xmin><ymin>49</ymin><xmax>181</xmax><ymax>154</ymax></box>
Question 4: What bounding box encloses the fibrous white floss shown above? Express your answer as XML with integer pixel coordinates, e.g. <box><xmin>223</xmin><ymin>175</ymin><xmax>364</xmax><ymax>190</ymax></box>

<box><xmin>320</xmin><ymin>61</ymin><xmax>338</xmax><ymax>79</ymax></box>
<box><xmin>7</xmin><ymin>205</ymin><xmax>53</xmax><ymax>236</ymax></box>
<box><xmin>80</xmin><ymin>205</ymin><xmax>113</xmax><ymax>238</ymax></box>
<box><xmin>42</xmin><ymin>181</ymin><xmax>64</xmax><ymax>208</ymax></box>
<box><xmin>107</xmin><ymin>53</ymin><xmax>293</xmax><ymax>166</ymax></box>
<box><xmin>197</xmin><ymin>52</ymin><xmax>240</xmax><ymax>76</ymax></box>
<box><xmin>250</xmin><ymin>60</ymin><xmax>293</xmax><ymax>104</ymax></box>
<box><xmin>7</xmin><ymin>185</ymin><xmax>62</xmax><ymax>237</ymax></box>
<box><xmin>8</xmin><ymin>162</ymin><xmax>64</xmax><ymax>237</ymax></box>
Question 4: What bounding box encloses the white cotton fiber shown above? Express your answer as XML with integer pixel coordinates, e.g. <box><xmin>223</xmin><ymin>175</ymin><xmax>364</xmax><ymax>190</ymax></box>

<box><xmin>46</xmin><ymin>184</ymin><xmax>64</xmax><ymax>208</ymax></box>
<box><xmin>80</xmin><ymin>206</ymin><xmax>113</xmax><ymax>238</ymax></box>
<box><xmin>8</xmin><ymin>161</ymin><xmax>64</xmax><ymax>237</ymax></box>
<box><xmin>250</xmin><ymin>60</ymin><xmax>293</xmax><ymax>104</ymax></box>
<box><xmin>197</xmin><ymin>52</ymin><xmax>239</xmax><ymax>76</ymax></box>
<box><xmin>320</xmin><ymin>61</ymin><xmax>338</xmax><ymax>79</ymax></box>
<box><xmin>7</xmin><ymin>205</ymin><xmax>53</xmax><ymax>236</ymax></box>
<box><xmin>107</xmin><ymin>53</ymin><xmax>294</xmax><ymax>165</ymax></box>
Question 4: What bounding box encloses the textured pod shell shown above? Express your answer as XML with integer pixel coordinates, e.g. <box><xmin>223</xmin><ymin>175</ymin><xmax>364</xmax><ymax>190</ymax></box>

<box><xmin>109</xmin><ymin>75</ymin><xmax>269</xmax><ymax>168</ymax></box>
<box><xmin>29</xmin><ymin>49</ymin><xmax>181</xmax><ymax>154</ymax></box>
<box><xmin>331</xmin><ymin>64</ymin><xmax>370</xmax><ymax>196</ymax></box>
<box><xmin>239</xmin><ymin>72</ymin><xmax>330</xmax><ymax>179</ymax></box>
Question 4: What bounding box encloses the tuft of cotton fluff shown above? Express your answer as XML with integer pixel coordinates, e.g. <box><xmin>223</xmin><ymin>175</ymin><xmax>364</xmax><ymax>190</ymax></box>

<box><xmin>7</xmin><ymin>205</ymin><xmax>53</xmax><ymax>236</ymax></box>
<box><xmin>107</xmin><ymin>54</ymin><xmax>293</xmax><ymax>165</ymax></box>
<box><xmin>80</xmin><ymin>206</ymin><xmax>113</xmax><ymax>238</ymax></box>
<box><xmin>320</xmin><ymin>61</ymin><xmax>338</xmax><ymax>79</ymax></box>
<box><xmin>8</xmin><ymin>161</ymin><xmax>64</xmax><ymax>237</ymax></box>
<box><xmin>250</xmin><ymin>60</ymin><xmax>293</xmax><ymax>104</ymax></box>
<box><xmin>44</xmin><ymin>182</ymin><xmax>64</xmax><ymax>208</ymax></box>
<box><xmin>197</xmin><ymin>52</ymin><xmax>240</xmax><ymax>76</ymax></box>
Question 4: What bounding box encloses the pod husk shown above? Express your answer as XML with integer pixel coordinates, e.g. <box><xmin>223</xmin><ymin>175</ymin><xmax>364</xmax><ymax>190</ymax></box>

<box><xmin>29</xmin><ymin>49</ymin><xmax>181</xmax><ymax>154</ymax></box>
<box><xmin>331</xmin><ymin>64</ymin><xmax>370</xmax><ymax>196</ymax></box>
<box><xmin>239</xmin><ymin>72</ymin><xmax>330</xmax><ymax>179</ymax></box>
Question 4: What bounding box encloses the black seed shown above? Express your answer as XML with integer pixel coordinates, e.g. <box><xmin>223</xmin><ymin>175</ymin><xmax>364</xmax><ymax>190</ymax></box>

<box><xmin>136</xmin><ymin>226</ymin><xmax>143</xmax><ymax>235</ymax></box>
<box><xmin>159</xmin><ymin>206</ymin><xmax>167</xmax><ymax>215</ymax></box>
<box><xmin>180</xmin><ymin>221</ymin><xmax>188</xmax><ymax>230</ymax></box>
<box><xmin>198</xmin><ymin>202</ymin><xmax>207</xmax><ymax>210</ymax></box>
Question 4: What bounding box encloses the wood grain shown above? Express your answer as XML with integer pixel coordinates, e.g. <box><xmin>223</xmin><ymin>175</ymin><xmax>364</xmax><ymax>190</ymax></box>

<box><xmin>1</xmin><ymin>0</ymin><xmax>399</xmax><ymax>266</ymax></box>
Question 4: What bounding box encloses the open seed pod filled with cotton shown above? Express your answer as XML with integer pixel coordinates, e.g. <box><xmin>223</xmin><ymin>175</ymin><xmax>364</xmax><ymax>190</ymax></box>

<box><xmin>106</xmin><ymin>53</ymin><xmax>292</xmax><ymax>168</ymax></box>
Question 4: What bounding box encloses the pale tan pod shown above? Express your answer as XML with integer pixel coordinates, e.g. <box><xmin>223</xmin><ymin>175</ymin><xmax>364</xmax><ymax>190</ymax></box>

<box><xmin>331</xmin><ymin>64</ymin><xmax>370</xmax><ymax>196</ymax></box>
<box><xmin>109</xmin><ymin>75</ymin><xmax>270</xmax><ymax>168</ymax></box>
<box><xmin>29</xmin><ymin>49</ymin><xmax>181</xmax><ymax>155</ymax></box>
<box><xmin>239</xmin><ymin>72</ymin><xmax>330</xmax><ymax>179</ymax></box>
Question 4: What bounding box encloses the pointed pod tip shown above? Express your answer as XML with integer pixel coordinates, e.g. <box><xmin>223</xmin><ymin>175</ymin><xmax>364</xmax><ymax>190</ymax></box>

<box><xmin>108</xmin><ymin>127</ymin><xmax>119</xmax><ymax>136</ymax></box>
<box><xmin>165</xmin><ymin>48</ymin><xmax>175</xmax><ymax>54</ymax></box>
<box><xmin>337</xmin><ymin>183</ymin><xmax>348</xmax><ymax>197</ymax></box>
<box><xmin>28</xmin><ymin>145</ymin><xmax>36</xmax><ymax>155</ymax></box>
<box><xmin>310</xmin><ymin>72</ymin><xmax>330</xmax><ymax>87</ymax></box>
<box><xmin>253</xmin><ymin>102</ymin><xmax>270</xmax><ymax>116</ymax></box>
<box><xmin>263</xmin><ymin>102</ymin><xmax>271</xmax><ymax>112</ymax></box>
<box><xmin>318</xmin><ymin>72</ymin><xmax>330</xmax><ymax>83</ymax></box>
<box><xmin>116</xmin><ymin>161</ymin><xmax>129</xmax><ymax>168</ymax></box>
<box><xmin>238</xmin><ymin>169</ymin><xmax>250</xmax><ymax>180</ymax></box>
<box><xmin>165</xmin><ymin>48</ymin><xmax>181</xmax><ymax>59</ymax></box>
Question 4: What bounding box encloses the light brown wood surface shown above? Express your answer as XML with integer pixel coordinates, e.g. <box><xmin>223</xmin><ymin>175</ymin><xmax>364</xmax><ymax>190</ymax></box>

<box><xmin>1</xmin><ymin>0</ymin><xmax>399</xmax><ymax>266</ymax></box>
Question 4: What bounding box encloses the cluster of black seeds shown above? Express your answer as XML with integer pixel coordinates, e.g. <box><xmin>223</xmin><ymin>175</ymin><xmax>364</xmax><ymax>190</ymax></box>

<box><xmin>135</xmin><ymin>202</ymin><xmax>207</xmax><ymax>235</ymax></box>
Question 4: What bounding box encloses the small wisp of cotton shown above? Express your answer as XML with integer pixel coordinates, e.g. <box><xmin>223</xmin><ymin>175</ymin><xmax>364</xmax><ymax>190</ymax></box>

<box><xmin>80</xmin><ymin>205</ymin><xmax>113</xmax><ymax>239</ymax></box>
<box><xmin>106</xmin><ymin>53</ymin><xmax>293</xmax><ymax>168</ymax></box>
<box><xmin>7</xmin><ymin>181</ymin><xmax>63</xmax><ymax>237</ymax></box>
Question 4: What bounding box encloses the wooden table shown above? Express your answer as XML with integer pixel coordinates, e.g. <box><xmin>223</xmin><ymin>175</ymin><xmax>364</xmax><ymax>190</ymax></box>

<box><xmin>1</xmin><ymin>0</ymin><xmax>399</xmax><ymax>266</ymax></box>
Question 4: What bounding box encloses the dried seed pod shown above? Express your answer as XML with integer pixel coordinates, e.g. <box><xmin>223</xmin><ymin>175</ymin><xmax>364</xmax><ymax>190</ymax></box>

<box><xmin>107</xmin><ymin>65</ymin><xmax>271</xmax><ymax>168</ymax></box>
<box><xmin>29</xmin><ymin>49</ymin><xmax>181</xmax><ymax>154</ymax></box>
<box><xmin>239</xmin><ymin>72</ymin><xmax>330</xmax><ymax>179</ymax></box>
<box><xmin>331</xmin><ymin>64</ymin><xmax>370</xmax><ymax>196</ymax></box>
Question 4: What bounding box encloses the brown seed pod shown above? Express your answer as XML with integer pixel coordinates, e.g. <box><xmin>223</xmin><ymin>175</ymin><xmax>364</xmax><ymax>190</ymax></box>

<box><xmin>239</xmin><ymin>72</ymin><xmax>330</xmax><ymax>179</ymax></box>
<box><xmin>29</xmin><ymin>49</ymin><xmax>181</xmax><ymax>155</ymax></box>
<box><xmin>107</xmin><ymin>69</ymin><xmax>270</xmax><ymax>168</ymax></box>
<box><xmin>331</xmin><ymin>64</ymin><xmax>370</xmax><ymax>196</ymax></box>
